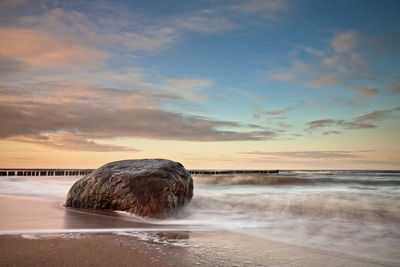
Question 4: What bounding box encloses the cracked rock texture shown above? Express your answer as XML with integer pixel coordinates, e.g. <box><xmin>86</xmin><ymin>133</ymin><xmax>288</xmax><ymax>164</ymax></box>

<box><xmin>65</xmin><ymin>159</ymin><xmax>193</xmax><ymax>219</ymax></box>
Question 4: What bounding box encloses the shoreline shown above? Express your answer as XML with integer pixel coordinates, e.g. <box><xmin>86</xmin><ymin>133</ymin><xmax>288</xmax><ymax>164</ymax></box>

<box><xmin>0</xmin><ymin>231</ymin><xmax>385</xmax><ymax>267</ymax></box>
<box><xmin>0</xmin><ymin>194</ymin><xmax>396</xmax><ymax>266</ymax></box>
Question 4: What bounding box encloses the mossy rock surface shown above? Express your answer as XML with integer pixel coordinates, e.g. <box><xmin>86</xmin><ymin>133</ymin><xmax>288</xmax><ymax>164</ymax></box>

<box><xmin>65</xmin><ymin>159</ymin><xmax>193</xmax><ymax>219</ymax></box>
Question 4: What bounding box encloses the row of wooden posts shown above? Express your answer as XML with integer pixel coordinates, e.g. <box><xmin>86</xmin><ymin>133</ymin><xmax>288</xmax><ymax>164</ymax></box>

<box><xmin>0</xmin><ymin>169</ymin><xmax>93</xmax><ymax>176</ymax></box>
<box><xmin>0</xmin><ymin>169</ymin><xmax>278</xmax><ymax>176</ymax></box>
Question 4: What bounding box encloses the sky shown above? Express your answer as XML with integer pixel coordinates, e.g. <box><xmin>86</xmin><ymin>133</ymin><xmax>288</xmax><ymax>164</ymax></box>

<box><xmin>0</xmin><ymin>0</ymin><xmax>399</xmax><ymax>169</ymax></box>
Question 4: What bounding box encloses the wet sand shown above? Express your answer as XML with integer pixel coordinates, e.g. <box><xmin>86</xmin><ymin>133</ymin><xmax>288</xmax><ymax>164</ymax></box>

<box><xmin>0</xmin><ymin>195</ymin><xmax>387</xmax><ymax>266</ymax></box>
<box><xmin>0</xmin><ymin>195</ymin><xmax>168</xmax><ymax>231</ymax></box>
<box><xmin>0</xmin><ymin>232</ymin><xmax>385</xmax><ymax>267</ymax></box>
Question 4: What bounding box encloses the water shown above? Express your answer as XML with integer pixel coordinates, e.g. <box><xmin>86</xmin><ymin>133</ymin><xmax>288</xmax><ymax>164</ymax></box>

<box><xmin>190</xmin><ymin>171</ymin><xmax>400</xmax><ymax>264</ymax></box>
<box><xmin>0</xmin><ymin>170</ymin><xmax>399</xmax><ymax>264</ymax></box>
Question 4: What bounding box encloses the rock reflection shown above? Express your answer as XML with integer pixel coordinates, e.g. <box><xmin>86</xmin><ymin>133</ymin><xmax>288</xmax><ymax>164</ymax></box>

<box><xmin>63</xmin><ymin>207</ymin><xmax>152</xmax><ymax>229</ymax></box>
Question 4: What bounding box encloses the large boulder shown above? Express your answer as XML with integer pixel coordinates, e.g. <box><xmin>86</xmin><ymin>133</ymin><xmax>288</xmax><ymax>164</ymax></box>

<box><xmin>65</xmin><ymin>159</ymin><xmax>193</xmax><ymax>219</ymax></box>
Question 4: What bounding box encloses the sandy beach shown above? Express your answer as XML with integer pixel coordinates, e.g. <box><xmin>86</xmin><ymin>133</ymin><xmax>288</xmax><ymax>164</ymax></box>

<box><xmin>0</xmin><ymin>231</ymin><xmax>385</xmax><ymax>267</ymax></box>
<box><xmin>0</xmin><ymin>194</ymin><xmax>389</xmax><ymax>267</ymax></box>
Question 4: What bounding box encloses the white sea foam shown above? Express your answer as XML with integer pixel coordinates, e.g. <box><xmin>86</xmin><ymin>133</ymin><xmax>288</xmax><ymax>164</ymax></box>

<box><xmin>21</xmin><ymin>234</ymin><xmax>40</xmax><ymax>240</ymax></box>
<box><xmin>0</xmin><ymin>176</ymin><xmax>77</xmax><ymax>199</ymax></box>
<box><xmin>114</xmin><ymin>231</ymin><xmax>198</xmax><ymax>247</ymax></box>
<box><xmin>0</xmin><ymin>228</ymin><xmax>214</xmax><ymax>236</ymax></box>
<box><xmin>21</xmin><ymin>233</ymin><xmax>87</xmax><ymax>240</ymax></box>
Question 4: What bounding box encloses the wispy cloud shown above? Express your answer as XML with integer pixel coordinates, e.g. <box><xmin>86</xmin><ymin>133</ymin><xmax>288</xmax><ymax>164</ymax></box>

<box><xmin>11</xmin><ymin>0</ymin><xmax>289</xmax><ymax>55</ymax></box>
<box><xmin>351</xmin><ymin>86</ymin><xmax>379</xmax><ymax>97</ymax></box>
<box><xmin>322</xmin><ymin>130</ymin><xmax>342</xmax><ymax>135</ymax></box>
<box><xmin>172</xmin><ymin>11</ymin><xmax>237</xmax><ymax>33</ymax></box>
<box><xmin>307</xmin><ymin>119</ymin><xmax>341</xmax><ymax>130</ymax></box>
<box><xmin>253</xmin><ymin>102</ymin><xmax>304</xmax><ymax>117</ymax></box>
<box><xmin>166</xmin><ymin>79</ymin><xmax>212</xmax><ymax>88</ymax></box>
<box><xmin>174</xmin><ymin>0</ymin><xmax>289</xmax><ymax>33</ymax></box>
<box><xmin>227</xmin><ymin>0</ymin><xmax>289</xmax><ymax>19</ymax></box>
<box><xmin>330</xmin><ymin>31</ymin><xmax>359</xmax><ymax>53</ymax></box>
<box><xmin>306</xmin><ymin>107</ymin><xmax>400</xmax><ymax>131</ymax></box>
<box><xmin>228</xmin><ymin>88</ymin><xmax>269</xmax><ymax>102</ymax></box>
<box><xmin>309</xmin><ymin>74</ymin><xmax>344</xmax><ymax>88</ymax></box>
<box><xmin>0</xmin><ymin>27</ymin><xmax>106</xmax><ymax>68</ymax></box>
<box><xmin>163</xmin><ymin>78</ymin><xmax>212</xmax><ymax>101</ymax></box>
<box><xmin>0</xmin><ymin>81</ymin><xmax>277</xmax><ymax>151</ymax></box>
<box><xmin>268</xmin><ymin>30</ymin><xmax>398</xmax><ymax>97</ymax></box>
<box><xmin>265</xmin><ymin>109</ymin><xmax>288</xmax><ymax>115</ymax></box>
<box><xmin>163</xmin><ymin>0</ymin><xmax>289</xmax><ymax>35</ymax></box>
<box><xmin>299</xmin><ymin>46</ymin><xmax>324</xmax><ymax>57</ymax></box>
<box><xmin>17</xmin><ymin>8</ymin><xmax>178</xmax><ymax>52</ymax></box>
<box><xmin>269</xmin><ymin>72</ymin><xmax>297</xmax><ymax>82</ymax></box>
<box><xmin>11</xmin><ymin>133</ymin><xmax>138</xmax><ymax>152</ymax></box>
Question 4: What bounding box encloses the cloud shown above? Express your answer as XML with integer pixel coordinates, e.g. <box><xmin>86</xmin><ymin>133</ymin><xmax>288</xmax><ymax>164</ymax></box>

<box><xmin>309</xmin><ymin>74</ymin><xmax>343</xmax><ymax>88</ymax></box>
<box><xmin>0</xmin><ymin>56</ymin><xmax>25</xmax><ymax>76</ymax></box>
<box><xmin>268</xmin><ymin>30</ymin><xmax>390</xmax><ymax>91</ymax></box>
<box><xmin>268</xmin><ymin>59</ymin><xmax>314</xmax><ymax>83</ymax></box>
<box><xmin>265</xmin><ymin>109</ymin><xmax>287</xmax><ymax>115</ymax></box>
<box><xmin>165</xmin><ymin>78</ymin><xmax>212</xmax><ymax>88</ymax></box>
<box><xmin>392</xmin><ymin>80</ymin><xmax>400</xmax><ymax>92</ymax></box>
<box><xmin>228</xmin><ymin>0</ymin><xmax>289</xmax><ymax>18</ymax></box>
<box><xmin>12</xmin><ymin>133</ymin><xmax>138</xmax><ymax>152</ymax></box>
<box><xmin>269</xmin><ymin>72</ymin><xmax>297</xmax><ymax>82</ymax></box>
<box><xmin>163</xmin><ymin>78</ymin><xmax>213</xmax><ymax>101</ymax></box>
<box><xmin>348</xmin><ymin>109</ymin><xmax>392</xmax><ymax>129</ymax></box>
<box><xmin>351</xmin><ymin>86</ymin><xmax>379</xmax><ymax>97</ymax></box>
<box><xmin>322</xmin><ymin>52</ymin><xmax>369</xmax><ymax>78</ymax></box>
<box><xmin>18</xmin><ymin>7</ymin><xmax>178</xmax><ymax>52</ymax></box>
<box><xmin>240</xmin><ymin>150</ymin><xmax>363</xmax><ymax>159</ymax></box>
<box><xmin>252</xmin><ymin>103</ymin><xmax>299</xmax><ymax>135</ymax></box>
<box><xmin>306</xmin><ymin>107</ymin><xmax>400</xmax><ymax>131</ymax></box>
<box><xmin>173</xmin><ymin>12</ymin><xmax>237</xmax><ymax>33</ymax></box>
<box><xmin>307</xmin><ymin>119</ymin><xmax>341</xmax><ymax>130</ymax></box>
<box><xmin>171</xmin><ymin>0</ymin><xmax>289</xmax><ymax>34</ymax></box>
<box><xmin>322</xmin><ymin>131</ymin><xmax>342</xmax><ymax>135</ymax></box>
<box><xmin>13</xmin><ymin>1</ymin><xmax>289</xmax><ymax>54</ymax></box>
<box><xmin>0</xmin><ymin>27</ymin><xmax>106</xmax><ymax>67</ymax></box>
<box><xmin>300</xmin><ymin>46</ymin><xmax>324</xmax><ymax>57</ymax></box>
<box><xmin>330</xmin><ymin>31</ymin><xmax>359</xmax><ymax>53</ymax></box>
<box><xmin>228</xmin><ymin>88</ymin><xmax>269</xmax><ymax>102</ymax></box>
<box><xmin>173</xmin><ymin>0</ymin><xmax>289</xmax><ymax>33</ymax></box>
<box><xmin>254</xmin><ymin>102</ymin><xmax>304</xmax><ymax>118</ymax></box>
<box><xmin>0</xmin><ymin>81</ymin><xmax>276</xmax><ymax>151</ymax></box>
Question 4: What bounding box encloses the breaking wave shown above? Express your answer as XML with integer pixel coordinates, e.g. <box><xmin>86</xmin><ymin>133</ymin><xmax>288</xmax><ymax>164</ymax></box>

<box><xmin>188</xmin><ymin>193</ymin><xmax>400</xmax><ymax>223</ymax></box>
<box><xmin>193</xmin><ymin>174</ymin><xmax>400</xmax><ymax>186</ymax></box>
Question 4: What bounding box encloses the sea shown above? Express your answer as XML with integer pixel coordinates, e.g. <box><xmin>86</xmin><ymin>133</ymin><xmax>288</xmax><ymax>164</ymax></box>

<box><xmin>0</xmin><ymin>170</ymin><xmax>399</xmax><ymax>265</ymax></box>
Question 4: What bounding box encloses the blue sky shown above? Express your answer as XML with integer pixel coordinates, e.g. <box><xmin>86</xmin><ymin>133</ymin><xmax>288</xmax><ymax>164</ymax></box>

<box><xmin>0</xmin><ymin>0</ymin><xmax>399</xmax><ymax>169</ymax></box>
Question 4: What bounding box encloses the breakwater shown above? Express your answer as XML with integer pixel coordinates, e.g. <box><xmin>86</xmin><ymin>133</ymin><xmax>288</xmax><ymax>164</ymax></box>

<box><xmin>0</xmin><ymin>169</ymin><xmax>278</xmax><ymax>176</ymax></box>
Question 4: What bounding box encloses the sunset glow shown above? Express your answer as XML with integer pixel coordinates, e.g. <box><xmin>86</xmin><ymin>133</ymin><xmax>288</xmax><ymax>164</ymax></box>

<box><xmin>1</xmin><ymin>0</ymin><xmax>399</xmax><ymax>169</ymax></box>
